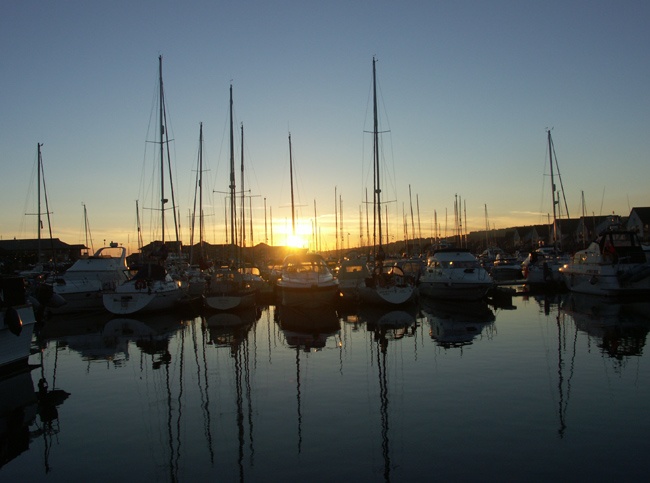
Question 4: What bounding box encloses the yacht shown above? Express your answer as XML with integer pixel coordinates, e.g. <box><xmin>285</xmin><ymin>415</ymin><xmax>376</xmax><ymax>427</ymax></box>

<box><xmin>419</xmin><ymin>248</ymin><xmax>493</xmax><ymax>301</ymax></box>
<box><xmin>560</xmin><ymin>229</ymin><xmax>650</xmax><ymax>296</ymax></box>
<box><xmin>276</xmin><ymin>253</ymin><xmax>339</xmax><ymax>308</ymax></box>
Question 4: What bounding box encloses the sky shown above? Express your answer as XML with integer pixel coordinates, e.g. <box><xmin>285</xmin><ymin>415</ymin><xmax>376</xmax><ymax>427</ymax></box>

<box><xmin>2</xmin><ymin>1</ymin><xmax>649</xmax><ymax>254</ymax></box>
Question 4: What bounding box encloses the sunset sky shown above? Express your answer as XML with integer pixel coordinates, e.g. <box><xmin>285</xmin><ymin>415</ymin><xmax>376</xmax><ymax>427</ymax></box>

<box><xmin>2</xmin><ymin>1</ymin><xmax>649</xmax><ymax>254</ymax></box>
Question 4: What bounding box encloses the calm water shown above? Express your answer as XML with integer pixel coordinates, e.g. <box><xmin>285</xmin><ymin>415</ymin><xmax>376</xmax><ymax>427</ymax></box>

<box><xmin>3</xmin><ymin>291</ymin><xmax>650</xmax><ymax>482</ymax></box>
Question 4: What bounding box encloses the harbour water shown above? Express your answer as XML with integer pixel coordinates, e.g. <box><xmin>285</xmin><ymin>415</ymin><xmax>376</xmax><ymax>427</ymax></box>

<box><xmin>3</xmin><ymin>292</ymin><xmax>650</xmax><ymax>482</ymax></box>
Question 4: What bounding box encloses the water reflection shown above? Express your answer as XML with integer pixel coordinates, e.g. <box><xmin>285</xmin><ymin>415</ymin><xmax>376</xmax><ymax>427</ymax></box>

<box><xmin>563</xmin><ymin>293</ymin><xmax>650</xmax><ymax>364</ymax></box>
<box><xmin>205</xmin><ymin>307</ymin><xmax>261</xmax><ymax>481</ymax></box>
<box><xmin>36</xmin><ymin>311</ymin><xmax>186</xmax><ymax>368</ymax></box>
<box><xmin>276</xmin><ymin>305</ymin><xmax>340</xmax><ymax>346</ymax></box>
<box><xmin>0</xmin><ymin>364</ymin><xmax>70</xmax><ymax>473</ymax></box>
<box><xmin>8</xmin><ymin>296</ymin><xmax>650</xmax><ymax>481</ymax></box>
<box><xmin>359</xmin><ymin>305</ymin><xmax>419</xmax><ymax>482</ymax></box>
<box><xmin>421</xmin><ymin>299</ymin><xmax>495</xmax><ymax>348</ymax></box>
<box><xmin>275</xmin><ymin>306</ymin><xmax>340</xmax><ymax>455</ymax></box>
<box><xmin>0</xmin><ymin>370</ymin><xmax>38</xmax><ymax>469</ymax></box>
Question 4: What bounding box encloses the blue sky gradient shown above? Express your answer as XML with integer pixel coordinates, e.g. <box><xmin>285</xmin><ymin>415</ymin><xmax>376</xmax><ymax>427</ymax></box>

<box><xmin>2</xmin><ymin>1</ymin><xmax>649</xmax><ymax>253</ymax></box>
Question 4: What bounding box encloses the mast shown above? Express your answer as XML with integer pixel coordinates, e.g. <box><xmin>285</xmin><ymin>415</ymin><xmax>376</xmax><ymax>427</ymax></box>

<box><xmin>158</xmin><ymin>55</ymin><xmax>166</xmax><ymax>246</ymax></box>
<box><xmin>229</xmin><ymin>84</ymin><xmax>236</xmax><ymax>254</ymax></box>
<box><xmin>409</xmin><ymin>185</ymin><xmax>415</xmax><ymax>251</ymax></box>
<box><xmin>32</xmin><ymin>143</ymin><xmax>56</xmax><ymax>269</ymax></box>
<box><xmin>37</xmin><ymin>143</ymin><xmax>42</xmax><ymax>263</ymax></box>
<box><xmin>547</xmin><ymin>129</ymin><xmax>558</xmax><ymax>247</ymax></box>
<box><xmin>136</xmin><ymin>200</ymin><xmax>143</xmax><ymax>253</ymax></box>
<box><xmin>289</xmin><ymin>133</ymin><xmax>295</xmax><ymax>237</ymax></box>
<box><xmin>83</xmin><ymin>203</ymin><xmax>93</xmax><ymax>254</ymax></box>
<box><xmin>199</xmin><ymin>123</ymin><xmax>204</xmax><ymax>260</ymax></box>
<box><xmin>335</xmin><ymin>186</ymin><xmax>338</xmax><ymax>253</ymax></box>
<box><xmin>314</xmin><ymin>200</ymin><xmax>318</xmax><ymax>252</ymax></box>
<box><xmin>373</xmin><ymin>57</ymin><xmax>383</xmax><ymax>254</ymax></box>
<box><xmin>241</xmin><ymin>123</ymin><xmax>246</xmax><ymax>248</ymax></box>
<box><xmin>190</xmin><ymin>123</ymin><xmax>205</xmax><ymax>264</ymax></box>
<box><xmin>264</xmin><ymin>197</ymin><xmax>268</xmax><ymax>244</ymax></box>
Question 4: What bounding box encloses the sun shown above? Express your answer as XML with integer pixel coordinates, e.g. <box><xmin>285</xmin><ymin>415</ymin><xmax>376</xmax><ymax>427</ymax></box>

<box><xmin>286</xmin><ymin>234</ymin><xmax>308</xmax><ymax>249</ymax></box>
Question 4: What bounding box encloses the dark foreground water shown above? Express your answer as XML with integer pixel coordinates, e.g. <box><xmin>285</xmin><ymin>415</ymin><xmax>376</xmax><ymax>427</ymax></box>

<box><xmin>3</xmin><ymin>291</ymin><xmax>650</xmax><ymax>482</ymax></box>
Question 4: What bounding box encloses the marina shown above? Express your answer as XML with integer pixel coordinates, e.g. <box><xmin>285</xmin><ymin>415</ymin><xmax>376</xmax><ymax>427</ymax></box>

<box><xmin>3</xmin><ymin>4</ymin><xmax>650</xmax><ymax>481</ymax></box>
<box><xmin>2</xmin><ymin>290</ymin><xmax>650</xmax><ymax>481</ymax></box>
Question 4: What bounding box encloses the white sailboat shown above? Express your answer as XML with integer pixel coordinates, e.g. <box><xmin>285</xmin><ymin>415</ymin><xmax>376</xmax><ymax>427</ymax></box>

<box><xmin>359</xmin><ymin>57</ymin><xmax>416</xmax><ymax>306</ymax></box>
<box><xmin>103</xmin><ymin>56</ymin><xmax>186</xmax><ymax>315</ymax></box>
<box><xmin>521</xmin><ymin>130</ymin><xmax>570</xmax><ymax>288</ymax></box>
<box><xmin>203</xmin><ymin>84</ymin><xmax>256</xmax><ymax>312</ymax></box>
<box><xmin>275</xmin><ymin>134</ymin><xmax>340</xmax><ymax>308</ymax></box>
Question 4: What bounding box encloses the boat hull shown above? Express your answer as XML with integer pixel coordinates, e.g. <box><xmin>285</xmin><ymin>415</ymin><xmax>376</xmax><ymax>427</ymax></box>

<box><xmin>203</xmin><ymin>291</ymin><xmax>256</xmax><ymax>311</ymax></box>
<box><xmin>102</xmin><ymin>280</ymin><xmax>185</xmax><ymax>315</ymax></box>
<box><xmin>1</xmin><ymin>305</ymin><xmax>37</xmax><ymax>372</ymax></box>
<box><xmin>359</xmin><ymin>285</ymin><xmax>417</xmax><ymax>306</ymax></box>
<box><xmin>561</xmin><ymin>263</ymin><xmax>650</xmax><ymax>296</ymax></box>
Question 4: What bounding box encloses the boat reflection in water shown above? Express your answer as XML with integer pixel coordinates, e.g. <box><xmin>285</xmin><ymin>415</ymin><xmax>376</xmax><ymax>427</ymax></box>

<box><xmin>358</xmin><ymin>304</ymin><xmax>419</xmax><ymax>482</ymax></box>
<box><xmin>422</xmin><ymin>299</ymin><xmax>496</xmax><ymax>349</ymax></box>
<box><xmin>37</xmin><ymin>311</ymin><xmax>185</xmax><ymax>367</ymax></box>
<box><xmin>204</xmin><ymin>307</ymin><xmax>260</xmax><ymax>481</ymax></box>
<box><xmin>0</xmin><ymin>364</ymin><xmax>70</xmax><ymax>473</ymax></box>
<box><xmin>276</xmin><ymin>305</ymin><xmax>340</xmax><ymax>349</ymax></box>
<box><xmin>360</xmin><ymin>305</ymin><xmax>419</xmax><ymax>349</ymax></box>
<box><xmin>0</xmin><ymin>369</ymin><xmax>38</xmax><ymax>470</ymax></box>
<box><xmin>275</xmin><ymin>305</ymin><xmax>340</xmax><ymax>456</ymax></box>
<box><xmin>562</xmin><ymin>292</ymin><xmax>650</xmax><ymax>364</ymax></box>
<box><xmin>204</xmin><ymin>306</ymin><xmax>260</xmax><ymax>348</ymax></box>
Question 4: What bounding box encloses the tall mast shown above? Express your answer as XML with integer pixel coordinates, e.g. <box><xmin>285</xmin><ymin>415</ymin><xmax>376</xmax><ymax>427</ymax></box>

<box><xmin>334</xmin><ymin>186</ymin><xmax>338</xmax><ymax>252</ymax></box>
<box><xmin>37</xmin><ymin>143</ymin><xmax>42</xmax><ymax>263</ymax></box>
<box><xmin>229</xmin><ymin>84</ymin><xmax>236</xmax><ymax>251</ymax></box>
<box><xmin>241</xmin><ymin>123</ymin><xmax>246</xmax><ymax>248</ymax></box>
<box><xmin>158</xmin><ymin>55</ymin><xmax>166</xmax><ymax>246</ymax></box>
<box><xmin>547</xmin><ymin>129</ymin><xmax>558</xmax><ymax>247</ymax></box>
<box><xmin>190</xmin><ymin>122</ymin><xmax>204</xmax><ymax>263</ymax></box>
<box><xmin>264</xmin><ymin>197</ymin><xmax>268</xmax><ymax>244</ymax></box>
<box><xmin>373</xmin><ymin>57</ymin><xmax>383</xmax><ymax>252</ymax></box>
<box><xmin>289</xmin><ymin>133</ymin><xmax>295</xmax><ymax>237</ymax></box>
<box><xmin>199</xmin><ymin>122</ymin><xmax>204</xmax><ymax>259</ymax></box>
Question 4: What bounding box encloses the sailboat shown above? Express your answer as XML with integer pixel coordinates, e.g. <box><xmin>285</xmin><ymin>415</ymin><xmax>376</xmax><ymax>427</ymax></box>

<box><xmin>203</xmin><ymin>84</ymin><xmax>256</xmax><ymax>312</ymax></box>
<box><xmin>358</xmin><ymin>57</ymin><xmax>416</xmax><ymax>306</ymax></box>
<box><xmin>275</xmin><ymin>134</ymin><xmax>340</xmax><ymax>308</ymax></box>
<box><xmin>521</xmin><ymin>129</ymin><xmax>570</xmax><ymax>289</ymax></box>
<box><xmin>103</xmin><ymin>56</ymin><xmax>186</xmax><ymax>315</ymax></box>
<box><xmin>181</xmin><ymin>122</ymin><xmax>211</xmax><ymax>298</ymax></box>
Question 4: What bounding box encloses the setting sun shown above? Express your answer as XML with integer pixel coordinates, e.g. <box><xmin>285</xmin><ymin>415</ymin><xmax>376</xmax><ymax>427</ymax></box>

<box><xmin>286</xmin><ymin>234</ymin><xmax>308</xmax><ymax>249</ymax></box>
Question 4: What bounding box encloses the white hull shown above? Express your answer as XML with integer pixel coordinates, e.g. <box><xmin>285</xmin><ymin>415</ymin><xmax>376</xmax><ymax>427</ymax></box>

<box><xmin>276</xmin><ymin>253</ymin><xmax>340</xmax><ymax>308</ymax></box>
<box><xmin>48</xmin><ymin>287</ymin><xmax>105</xmax><ymax>314</ymax></box>
<box><xmin>103</xmin><ymin>280</ymin><xmax>185</xmax><ymax>315</ymax></box>
<box><xmin>562</xmin><ymin>263</ymin><xmax>650</xmax><ymax>296</ymax></box>
<box><xmin>48</xmin><ymin>246</ymin><xmax>130</xmax><ymax>314</ymax></box>
<box><xmin>420</xmin><ymin>249</ymin><xmax>493</xmax><ymax>301</ymax></box>
<box><xmin>560</xmin><ymin>231</ymin><xmax>650</xmax><ymax>296</ymax></box>
<box><xmin>1</xmin><ymin>305</ymin><xmax>37</xmax><ymax>370</ymax></box>
<box><xmin>203</xmin><ymin>291</ymin><xmax>256</xmax><ymax>311</ymax></box>
<box><xmin>359</xmin><ymin>285</ymin><xmax>417</xmax><ymax>306</ymax></box>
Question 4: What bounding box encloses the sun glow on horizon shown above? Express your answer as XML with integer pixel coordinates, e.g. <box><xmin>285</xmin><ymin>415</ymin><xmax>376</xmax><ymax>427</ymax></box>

<box><xmin>286</xmin><ymin>234</ymin><xmax>308</xmax><ymax>249</ymax></box>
